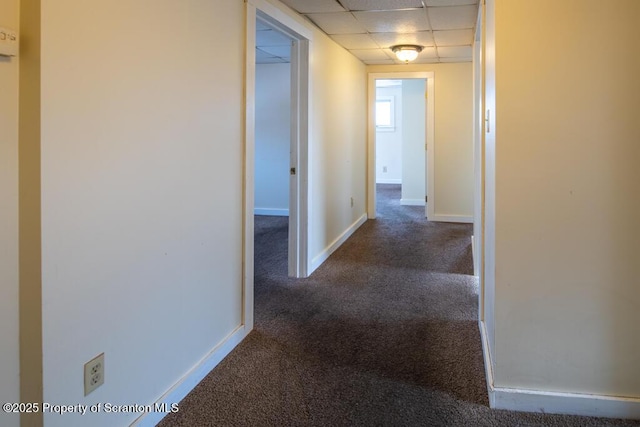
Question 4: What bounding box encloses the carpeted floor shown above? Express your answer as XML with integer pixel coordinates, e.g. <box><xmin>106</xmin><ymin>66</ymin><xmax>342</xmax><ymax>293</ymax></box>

<box><xmin>159</xmin><ymin>184</ymin><xmax>639</xmax><ymax>427</ymax></box>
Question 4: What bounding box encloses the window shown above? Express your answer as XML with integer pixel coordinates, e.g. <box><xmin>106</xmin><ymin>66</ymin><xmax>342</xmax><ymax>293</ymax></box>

<box><xmin>376</xmin><ymin>96</ymin><xmax>395</xmax><ymax>131</ymax></box>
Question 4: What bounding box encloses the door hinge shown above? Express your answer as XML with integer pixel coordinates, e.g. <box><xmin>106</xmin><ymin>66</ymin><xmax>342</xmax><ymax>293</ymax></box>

<box><xmin>290</xmin><ymin>167</ymin><xmax>296</xmax><ymax>175</ymax></box>
<box><xmin>425</xmin><ymin>196</ymin><xmax>428</xmax><ymax>202</ymax></box>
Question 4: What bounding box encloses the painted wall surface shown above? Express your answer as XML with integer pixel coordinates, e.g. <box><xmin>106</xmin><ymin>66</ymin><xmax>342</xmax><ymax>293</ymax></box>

<box><xmin>255</xmin><ymin>62</ymin><xmax>291</xmax><ymax>215</ymax></box>
<box><xmin>309</xmin><ymin>28</ymin><xmax>367</xmax><ymax>266</ymax></box>
<box><xmin>0</xmin><ymin>0</ymin><xmax>20</xmax><ymax>425</ymax></box>
<box><xmin>25</xmin><ymin>2</ymin><xmax>245</xmax><ymax>426</ymax></box>
<box><xmin>401</xmin><ymin>79</ymin><xmax>426</xmax><ymax>205</ymax></box>
<box><xmin>493</xmin><ymin>0</ymin><xmax>640</xmax><ymax>397</ymax></box>
<box><xmin>375</xmin><ymin>85</ymin><xmax>402</xmax><ymax>184</ymax></box>
<box><xmin>367</xmin><ymin>63</ymin><xmax>473</xmax><ymax>219</ymax></box>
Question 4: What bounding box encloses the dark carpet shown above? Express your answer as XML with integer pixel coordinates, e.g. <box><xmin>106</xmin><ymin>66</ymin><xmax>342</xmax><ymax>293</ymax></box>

<box><xmin>159</xmin><ymin>184</ymin><xmax>639</xmax><ymax>427</ymax></box>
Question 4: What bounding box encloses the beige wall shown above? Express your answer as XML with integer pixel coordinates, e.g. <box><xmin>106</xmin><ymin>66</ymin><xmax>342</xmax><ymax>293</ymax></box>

<box><xmin>0</xmin><ymin>0</ymin><xmax>20</xmax><ymax>426</ymax></box>
<box><xmin>26</xmin><ymin>1</ymin><xmax>245</xmax><ymax>426</ymax></box>
<box><xmin>493</xmin><ymin>0</ymin><xmax>640</xmax><ymax>396</ymax></box>
<box><xmin>309</xmin><ymin>29</ymin><xmax>368</xmax><ymax>263</ymax></box>
<box><xmin>368</xmin><ymin>63</ymin><xmax>474</xmax><ymax>220</ymax></box>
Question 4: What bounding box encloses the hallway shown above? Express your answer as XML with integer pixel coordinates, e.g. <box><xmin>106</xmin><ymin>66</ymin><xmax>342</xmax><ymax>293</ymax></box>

<box><xmin>159</xmin><ymin>185</ymin><xmax>636</xmax><ymax>427</ymax></box>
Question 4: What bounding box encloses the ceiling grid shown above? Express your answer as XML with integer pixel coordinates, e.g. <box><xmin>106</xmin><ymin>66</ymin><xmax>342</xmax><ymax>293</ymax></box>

<box><xmin>257</xmin><ymin>0</ymin><xmax>478</xmax><ymax>64</ymax></box>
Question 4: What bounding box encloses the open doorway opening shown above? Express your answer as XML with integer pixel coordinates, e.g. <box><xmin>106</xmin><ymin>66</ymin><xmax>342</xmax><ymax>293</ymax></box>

<box><xmin>374</xmin><ymin>79</ymin><xmax>427</xmax><ymax>218</ymax></box>
<box><xmin>254</xmin><ymin>19</ymin><xmax>293</xmax><ymax>282</ymax></box>
<box><xmin>244</xmin><ymin>0</ymin><xmax>312</xmax><ymax>331</ymax></box>
<box><xmin>368</xmin><ymin>72</ymin><xmax>434</xmax><ymax>221</ymax></box>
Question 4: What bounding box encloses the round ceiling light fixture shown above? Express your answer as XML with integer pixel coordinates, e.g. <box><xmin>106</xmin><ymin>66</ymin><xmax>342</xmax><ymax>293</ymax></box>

<box><xmin>391</xmin><ymin>45</ymin><xmax>423</xmax><ymax>63</ymax></box>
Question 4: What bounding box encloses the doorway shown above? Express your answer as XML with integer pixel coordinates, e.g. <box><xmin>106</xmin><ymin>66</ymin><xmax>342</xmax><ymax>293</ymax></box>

<box><xmin>244</xmin><ymin>0</ymin><xmax>312</xmax><ymax>331</ymax></box>
<box><xmin>374</xmin><ymin>79</ymin><xmax>427</xmax><ymax>217</ymax></box>
<box><xmin>254</xmin><ymin>19</ymin><xmax>293</xmax><ymax>284</ymax></box>
<box><xmin>368</xmin><ymin>72</ymin><xmax>435</xmax><ymax>220</ymax></box>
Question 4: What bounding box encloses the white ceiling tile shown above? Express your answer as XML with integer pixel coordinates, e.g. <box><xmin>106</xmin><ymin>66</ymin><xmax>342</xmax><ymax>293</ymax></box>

<box><xmin>256</xmin><ymin>20</ymin><xmax>271</xmax><ymax>31</ymax></box>
<box><xmin>433</xmin><ymin>29</ymin><xmax>473</xmax><ymax>46</ymax></box>
<box><xmin>279</xmin><ymin>0</ymin><xmax>345</xmax><ymax>14</ymax></box>
<box><xmin>353</xmin><ymin>9</ymin><xmax>430</xmax><ymax>33</ymax></box>
<box><xmin>419</xmin><ymin>46</ymin><xmax>439</xmax><ymax>58</ymax></box>
<box><xmin>410</xmin><ymin>56</ymin><xmax>442</xmax><ymax>64</ymax></box>
<box><xmin>370</xmin><ymin>31</ymin><xmax>434</xmax><ymax>48</ymax></box>
<box><xmin>340</xmin><ymin>0</ymin><xmax>423</xmax><ymax>11</ymax></box>
<box><xmin>349</xmin><ymin>48</ymin><xmax>394</xmax><ymax>61</ymax></box>
<box><xmin>425</xmin><ymin>0</ymin><xmax>477</xmax><ymax>6</ymax></box>
<box><xmin>256</xmin><ymin>49</ymin><xmax>288</xmax><ymax>64</ymax></box>
<box><xmin>330</xmin><ymin>34</ymin><xmax>380</xmax><ymax>49</ymax></box>
<box><xmin>307</xmin><ymin>12</ymin><xmax>368</xmax><ymax>34</ymax></box>
<box><xmin>255</xmin><ymin>49</ymin><xmax>274</xmax><ymax>60</ymax></box>
<box><xmin>438</xmin><ymin>57</ymin><xmax>472</xmax><ymax>63</ymax></box>
<box><xmin>257</xmin><ymin>56</ymin><xmax>289</xmax><ymax>64</ymax></box>
<box><xmin>256</xmin><ymin>30</ymin><xmax>293</xmax><ymax>47</ymax></box>
<box><xmin>437</xmin><ymin>45</ymin><xmax>472</xmax><ymax>57</ymax></box>
<box><xmin>364</xmin><ymin>59</ymin><xmax>396</xmax><ymax>65</ymax></box>
<box><xmin>428</xmin><ymin>5</ymin><xmax>478</xmax><ymax>30</ymax></box>
<box><xmin>260</xmin><ymin>45</ymin><xmax>292</xmax><ymax>58</ymax></box>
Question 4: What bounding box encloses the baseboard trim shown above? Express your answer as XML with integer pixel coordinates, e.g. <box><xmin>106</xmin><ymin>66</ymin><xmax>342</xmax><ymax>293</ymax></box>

<box><xmin>400</xmin><ymin>198</ymin><xmax>425</xmax><ymax>206</ymax></box>
<box><xmin>310</xmin><ymin>213</ymin><xmax>367</xmax><ymax>273</ymax></box>
<box><xmin>131</xmin><ymin>325</ymin><xmax>249</xmax><ymax>427</ymax></box>
<box><xmin>376</xmin><ymin>179</ymin><xmax>401</xmax><ymax>184</ymax></box>
<box><xmin>479</xmin><ymin>321</ymin><xmax>640</xmax><ymax>420</ymax></box>
<box><xmin>479</xmin><ymin>320</ymin><xmax>496</xmax><ymax>408</ymax></box>
<box><xmin>430</xmin><ymin>214</ymin><xmax>473</xmax><ymax>223</ymax></box>
<box><xmin>492</xmin><ymin>387</ymin><xmax>640</xmax><ymax>420</ymax></box>
<box><xmin>254</xmin><ymin>208</ymin><xmax>289</xmax><ymax>216</ymax></box>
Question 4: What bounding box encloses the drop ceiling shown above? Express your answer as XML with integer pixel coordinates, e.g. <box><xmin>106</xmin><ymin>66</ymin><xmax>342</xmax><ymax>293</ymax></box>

<box><xmin>256</xmin><ymin>0</ymin><xmax>479</xmax><ymax>65</ymax></box>
<box><xmin>256</xmin><ymin>19</ymin><xmax>294</xmax><ymax>64</ymax></box>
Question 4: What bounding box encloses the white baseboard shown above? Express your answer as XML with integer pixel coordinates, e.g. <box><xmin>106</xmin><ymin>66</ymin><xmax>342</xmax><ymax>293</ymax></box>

<box><xmin>492</xmin><ymin>387</ymin><xmax>640</xmax><ymax>420</ymax></box>
<box><xmin>429</xmin><ymin>214</ymin><xmax>473</xmax><ymax>223</ymax></box>
<box><xmin>479</xmin><ymin>320</ymin><xmax>496</xmax><ymax>407</ymax></box>
<box><xmin>479</xmin><ymin>320</ymin><xmax>640</xmax><ymax>420</ymax></box>
<box><xmin>400</xmin><ymin>198</ymin><xmax>425</xmax><ymax>206</ymax></box>
<box><xmin>376</xmin><ymin>179</ymin><xmax>401</xmax><ymax>184</ymax></box>
<box><xmin>254</xmin><ymin>208</ymin><xmax>289</xmax><ymax>216</ymax></box>
<box><xmin>131</xmin><ymin>325</ymin><xmax>249</xmax><ymax>427</ymax></box>
<box><xmin>471</xmin><ymin>235</ymin><xmax>476</xmax><ymax>273</ymax></box>
<box><xmin>310</xmin><ymin>213</ymin><xmax>367</xmax><ymax>273</ymax></box>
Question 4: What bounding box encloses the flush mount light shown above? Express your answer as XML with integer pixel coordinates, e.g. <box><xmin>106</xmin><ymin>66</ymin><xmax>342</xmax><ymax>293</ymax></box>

<box><xmin>391</xmin><ymin>45</ymin><xmax>423</xmax><ymax>63</ymax></box>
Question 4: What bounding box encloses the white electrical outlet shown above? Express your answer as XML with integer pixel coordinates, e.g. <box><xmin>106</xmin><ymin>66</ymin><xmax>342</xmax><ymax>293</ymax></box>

<box><xmin>84</xmin><ymin>353</ymin><xmax>104</xmax><ymax>396</ymax></box>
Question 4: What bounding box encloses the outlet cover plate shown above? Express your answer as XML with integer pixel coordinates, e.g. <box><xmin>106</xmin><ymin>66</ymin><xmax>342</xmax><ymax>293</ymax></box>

<box><xmin>84</xmin><ymin>353</ymin><xmax>104</xmax><ymax>396</ymax></box>
<box><xmin>0</xmin><ymin>27</ymin><xmax>18</xmax><ymax>57</ymax></box>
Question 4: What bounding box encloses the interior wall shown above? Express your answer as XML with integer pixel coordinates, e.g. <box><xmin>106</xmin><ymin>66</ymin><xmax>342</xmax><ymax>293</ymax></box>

<box><xmin>0</xmin><ymin>0</ymin><xmax>20</xmax><ymax>425</ymax></box>
<box><xmin>367</xmin><ymin>63</ymin><xmax>473</xmax><ymax>219</ymax></box>
<box><xmin>27</xmin><ymin>2</ymin><xmax>246</xmax><ymax>426</ymax></box>
<box><xmin>493</xmin><ymin>0</ymin><xmax>640</xmax><ymax>397</ymax></box>
<box><xmin>400</xmin><ymin>79</ymin><xmax>426</xmax><ymax>206</ymax></box>
<box><xmin>255</xmin><ymin>62</ymin><xmax>291</xmax><ymax>216</ymax></box>
<box><xmin>308</xmin><ymin>27</ymin><xmax>367</xmax><ymax>267</ymax></box>
<box><xmin>375</xmin><ymin>85</ymin><xmax>402</xmax><ymax>184</ymax></box>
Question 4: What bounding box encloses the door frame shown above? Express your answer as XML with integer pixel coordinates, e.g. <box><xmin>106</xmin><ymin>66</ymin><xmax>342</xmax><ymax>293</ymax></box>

<box><xmin>245</xmin><ymin>0</ymin><xmax>312</xmax><ymax>330</ymax></box>
<box><xmin>367</xmin><ymin>72</ymin><xmax>435</xmax><ymax>219</ymax></box>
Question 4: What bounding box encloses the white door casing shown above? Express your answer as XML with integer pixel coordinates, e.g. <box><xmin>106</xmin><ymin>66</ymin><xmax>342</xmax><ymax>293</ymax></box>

<box><xmin>367</xmin><ymin>72</ymin><xmax>435</xmax><ymax>220</ymax></box>
<box><xmin>245</xmin><ymin>0</ymin><xmax>312</xmax><ymax>332</ymax></box>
